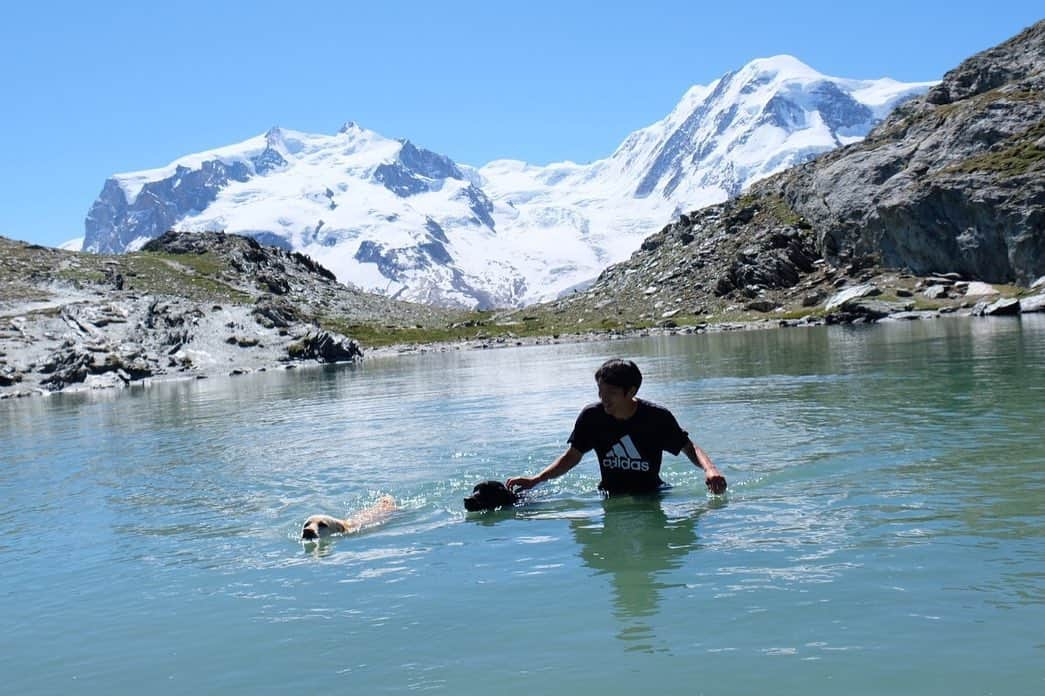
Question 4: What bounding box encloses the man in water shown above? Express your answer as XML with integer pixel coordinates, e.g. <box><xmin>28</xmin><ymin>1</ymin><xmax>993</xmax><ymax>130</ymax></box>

<box><xmin>506</xmin><ymin>359</ymin><xmax>727</xmax><ymax>496</ymax></box>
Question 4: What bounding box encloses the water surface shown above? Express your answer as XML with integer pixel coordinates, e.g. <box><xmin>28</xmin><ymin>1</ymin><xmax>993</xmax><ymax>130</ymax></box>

<box><xmin>2</xmin><ymin>317</ymin><xmax>1043</xmax><ymax>694</ymax></box>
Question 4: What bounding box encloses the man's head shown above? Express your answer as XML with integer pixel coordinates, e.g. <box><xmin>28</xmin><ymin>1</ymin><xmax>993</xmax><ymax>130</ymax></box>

<box><xmin>595</xmin><ymin>359</ymin><xmax>641</xmax><ymax>419</ymax></box>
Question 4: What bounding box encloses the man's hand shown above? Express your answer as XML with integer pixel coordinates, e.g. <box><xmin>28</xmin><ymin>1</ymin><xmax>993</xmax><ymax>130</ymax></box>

<box><xmin>506</xmin><ymin>476</ymin><xmax>539</xmax><ymax>492</ymax></box>
<box><xmin>705</xmin><ymin>470</ymin><xmax>727</xmax><ymax>495</ymax></box>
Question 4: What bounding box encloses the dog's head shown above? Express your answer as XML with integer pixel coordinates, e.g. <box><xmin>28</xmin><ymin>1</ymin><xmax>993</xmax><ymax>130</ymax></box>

<box><xmin>463</xmin><ymin>480</ymin><xmax>519</xmax><ymax>512</ymax></box>
<box><xmin>301</xmin><ymin>514</ymin><xmax>348</xmax><ymax>540</ymax></box>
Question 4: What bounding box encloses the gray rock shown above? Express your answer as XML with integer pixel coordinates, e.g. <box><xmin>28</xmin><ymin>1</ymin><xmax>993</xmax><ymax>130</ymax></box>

<box><xmin>39</xmin><ymin>347</ymin><xmax>93</xmax><ymax>390</ymax></box>
<box><xmin>963</xmin><ymin>281</ymin><xmax>999</xmax><ymax>297</ymax></box>
<box><xmin>845</xmin><ymin>299</ymin><xmax>914</xmax><ymax>320</ymax></box>
<box><xmin>760</xmin><ymin>21</ymin><xmax>1045</xmax><ymax>286</ymax></box>
<box><xmin>923</xmin><ymin>285</ymin><xmax>950</xmax><ymax>299</ymax></box>
<box><xmin>256</xmin><ymin>272</ymin><xmax>290</xmax><ymax>295</ymax></box>
<box><xmin>801</xmin><ymin>290</ymin><xmax>827</xmax><ymax>307</ymax></box>
<box><xmin>0</xmin><ymin>366</ymin><xmax>23</xmax><ymax>387</ymax></box>
<box><xmin>825</xmin><ymin>283</ymin><xmax>880</xmax><ymax>310</ymax></box>
<box><xmin>745</xmin><ymin>299</ymin><xmax>778</xmax><ymax>312</ymax></box>
<box><xmin>1019</xmin><ymin>294</ymin><xmax>1045</xmax><ymax>313</ymax></box>
<box><xmin>881</xmin><ymin>310</ymin><xmax>938</xmax><ymax>321</ymax></box>
<box><xmin>983</xmin><ymin>298</ymin><xmax>1022</xmax><ymax>315</ymax></box>
<box><xmin>287</xmin><ymin>331</ymin><xmax>363</xmax><ymax>363</ymax></box>
<box><xmin>252</xmin><ymin>295</ymin><xmax>300</xmax><ymax>328</ymax></box>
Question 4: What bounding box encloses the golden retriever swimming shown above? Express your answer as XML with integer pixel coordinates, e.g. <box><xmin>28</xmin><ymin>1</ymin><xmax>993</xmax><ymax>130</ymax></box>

<box><xmin>301</xmin><ymin>495</ymin><xmax>396</xmax><ymax>541</ymax></box>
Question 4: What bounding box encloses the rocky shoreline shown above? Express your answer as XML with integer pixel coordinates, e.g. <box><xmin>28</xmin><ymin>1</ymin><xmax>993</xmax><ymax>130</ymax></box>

<box><xmin>3</xmin><ymin>226</ymin><xmax>1044</xmax><ymax>401</ymax></box>
<box><xmin>0</xmin><ymin>231</ymin><xmax>455</xmax><ymax>400</ymax></box>
<box><xmin>3</xmin><ymin>266</ymin><xmax>1043</xmax><ymax>400</ymax></box>
<box><xmin>0</xmin><ymin>292</ymin><xmax>365</xmax><ymax>399</ymax></box>
<box><xmin>375</xmin><ymin>284</ymin><xmax>1045</xmax><ymax>357</ymax></box>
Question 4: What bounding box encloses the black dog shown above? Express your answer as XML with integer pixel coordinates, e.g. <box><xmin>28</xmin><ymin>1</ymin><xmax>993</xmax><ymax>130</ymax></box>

<box><xmin>464</xmin><ymin>480</ymin><xmax>519</xmax><ymax>512</ymax></box>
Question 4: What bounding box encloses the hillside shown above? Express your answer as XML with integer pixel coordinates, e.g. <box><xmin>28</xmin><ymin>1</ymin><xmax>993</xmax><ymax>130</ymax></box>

<box><xmin>0</xmin><ymin>232</ymin><xmax>463</xmax><ymax>397</ymax></box>
<box><xmin>504</xmin><ymin>21</ymin><xmax>1044</xmax><ymax>327</ymax></box>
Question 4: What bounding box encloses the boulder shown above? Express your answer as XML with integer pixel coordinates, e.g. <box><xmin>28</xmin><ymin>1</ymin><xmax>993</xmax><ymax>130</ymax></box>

<box><xmin>1019</xmin><ymin>294</ymin><xmax>1045</xmax><ymax>313</ymax></box>
<box><xmin>825</xmin><ymin>298</ymin><xmax>912</xmax><ymax>324</ymax></box>
<box><xmin>0</xmin><ymin>366</ymin><xmax>23</xmax><ymax>387</ymax></box>
<box><xmin>923</xmin><ymin>285</ymin><xmax>949</xmax><ymax>299</ymax></box>
<box><xmin>287</xmin><ymin>331</ymin><xmax>363</xmax><ymax>363</ymax></box>
<box><xmin>801</xmin><ymin>290</ymin><xmax>827</xmax><ymax>307</ymax></box>
<box><xmin>983</xmin><ymin>298</ymin><xmax>1022</xmax><ymax>316</ymax></box>
<box><xmin>880</xmin><ymin>310</ymin><xmax>937</xmax><ymax>321</ymax></box>
<box><xmin>39</xmin><ymin>348</ymin><xmax>93</xmax><ymax>390</ymax></box>
<box><xmin>252</xmin><ymin>295</ymin><xmax>301</xmax><ymax>328</ymax></box>
<box><xmin>745</xmin><ymin>299</ymin><xmax>778</xmax><ymax>312</ymax></box>
<box><xmin>825</xmin><ymin>284</ymin><xmax>880</xmax><ymax>310</ymax></box>
<box><xmin>256</xmin><ymin>272</ymin><xmax>290</xmax><ymax>295</ymax></box>
<box><xmin>963</xmin><ymin>281</ymin><xmax>999</xmax><ymax>297</ymax></box>
<box><xmin>846</xmin><ymin>299</ymin><xmax>914</xmax><ymax>320</ymax></box>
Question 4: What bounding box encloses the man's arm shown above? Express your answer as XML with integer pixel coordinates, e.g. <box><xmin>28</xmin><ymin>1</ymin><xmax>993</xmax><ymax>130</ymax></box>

<box><xmin>506</xmin><ymin>447</ymin><xmax>584</xmax><ymax>492</ymax></box>
<box><xmin>682</xmin><ymin>440</ymin><xmax>727</xmax><ymax>494</ymax></box>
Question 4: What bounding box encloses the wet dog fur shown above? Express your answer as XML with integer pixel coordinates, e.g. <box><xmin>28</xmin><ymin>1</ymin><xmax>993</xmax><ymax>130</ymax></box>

<box><xmin>463</xmin><ymin>480</ymin><xmax>519</xmax><ymax>512</ymax></box>
<box><xmin>301</xmin><ymin>495</ymin><xmax>396</xmax><ymax>540</ymax></box>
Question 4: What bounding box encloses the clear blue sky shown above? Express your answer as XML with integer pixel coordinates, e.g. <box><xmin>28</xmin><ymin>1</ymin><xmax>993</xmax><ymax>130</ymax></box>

<box><xmin>1</xmin><ymin>1</ymin><xmax>1040</xmax><ymax>246</ymax></box>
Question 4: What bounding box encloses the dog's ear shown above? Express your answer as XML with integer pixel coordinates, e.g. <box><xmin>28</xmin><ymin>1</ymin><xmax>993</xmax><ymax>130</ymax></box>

<box><xmin>486</xmin><ymin>481</ymin><xmax>518</xmax><ymax>503</ymax></box>
<box><xmin>464</xmin><ymin>480</ymin><xmax>518</xmax><ymax>512</ymax></box>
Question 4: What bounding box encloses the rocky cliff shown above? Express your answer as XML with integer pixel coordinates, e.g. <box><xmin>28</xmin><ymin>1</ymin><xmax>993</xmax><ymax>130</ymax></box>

<box><xmin>773</xmin><ymin>20</ymin><xmax>1044</xmax><ymax>285</ymax></box>
<box><xmin>519</xmin><ymin>21</ymin><xmax>1044</xmax><ymax>326</ymax></box>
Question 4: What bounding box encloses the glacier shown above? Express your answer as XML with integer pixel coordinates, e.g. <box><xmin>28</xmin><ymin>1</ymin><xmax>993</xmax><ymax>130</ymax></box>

<box><xmin>81</xmin><ymin>55</ymin><xmax>934</xmax><ymax>309</ymax></box>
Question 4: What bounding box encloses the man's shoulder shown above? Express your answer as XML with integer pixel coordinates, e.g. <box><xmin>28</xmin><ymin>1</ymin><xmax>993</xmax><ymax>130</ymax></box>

<box><xmin>636</xmin><ymin>398</ymin><xmax>674</xmax><ymax>416</ymax></box>
<box><xmin>577</xmin><ymin>401</ymin><xmax>604</xmax><ymax>418</ymax></box>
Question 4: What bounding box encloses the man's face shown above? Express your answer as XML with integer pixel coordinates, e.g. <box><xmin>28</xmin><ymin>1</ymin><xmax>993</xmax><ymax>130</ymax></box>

<box><xmin>597</xmin><ymin>380</ymin><xmax>637</xmax><ymax>419</ymax></box>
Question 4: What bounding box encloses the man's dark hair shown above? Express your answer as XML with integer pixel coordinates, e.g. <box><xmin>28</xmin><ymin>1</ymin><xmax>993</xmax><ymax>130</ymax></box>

<box><xmin>595</xmin><ymin>359</ymin><xmax>642</xmax><ymax>391</ymax></box>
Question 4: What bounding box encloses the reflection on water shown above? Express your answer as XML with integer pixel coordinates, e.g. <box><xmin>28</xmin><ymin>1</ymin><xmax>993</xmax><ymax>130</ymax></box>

<box><xmin>571</xmin><ymin>495</ymin><xmax>704</xmax><ymax>652</ymax></box>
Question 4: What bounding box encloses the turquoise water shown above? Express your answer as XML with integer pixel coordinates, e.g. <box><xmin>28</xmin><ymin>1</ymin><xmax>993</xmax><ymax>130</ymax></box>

<box><xmin>2</xmin><ymin>317</ymin><xmax>1043</xmax><ymax>694</ymax></box>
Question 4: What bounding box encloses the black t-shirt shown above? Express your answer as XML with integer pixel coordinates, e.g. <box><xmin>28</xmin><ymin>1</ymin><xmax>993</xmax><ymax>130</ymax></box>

<box><xmin>568</xmin><ymin>398</ymin><xmax>689</xmax><ymax>494</ymax></box>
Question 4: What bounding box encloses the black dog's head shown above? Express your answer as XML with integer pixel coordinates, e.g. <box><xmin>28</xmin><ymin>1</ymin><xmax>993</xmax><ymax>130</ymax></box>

<box><xmin>464</xmin><ymin>480</ymin><xmax>519</xmax><ymax>512</ymax></box>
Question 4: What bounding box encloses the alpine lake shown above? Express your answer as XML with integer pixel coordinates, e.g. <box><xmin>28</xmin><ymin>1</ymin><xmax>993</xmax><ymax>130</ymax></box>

<box><xmin>2</xmin><ymin>316</ymin><xmax>1043</xmax><ymax>694</ymax></box>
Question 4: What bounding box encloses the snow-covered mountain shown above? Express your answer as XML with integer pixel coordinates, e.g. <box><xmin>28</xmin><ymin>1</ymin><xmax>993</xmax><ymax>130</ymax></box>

<box><xmin>82</xmin><ymin>56</ymin><xmax>934</xmax><ymax>308</ymax></box>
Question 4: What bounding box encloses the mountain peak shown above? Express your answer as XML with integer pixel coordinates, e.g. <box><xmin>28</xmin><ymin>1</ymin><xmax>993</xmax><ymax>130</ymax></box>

<box><xmin>739</xmin><ymin>54</ymin><xmax>823</xmax><ymax>82</ymax></box>
<box><xmin>81</xmin><ymin>53</ymin><xmax>937</xmax><ymax>308</ymax></box>
<box><xmin>264</xmin><ymin>126</ymin><xmax>284</xmax><ymax>147</ymax></box>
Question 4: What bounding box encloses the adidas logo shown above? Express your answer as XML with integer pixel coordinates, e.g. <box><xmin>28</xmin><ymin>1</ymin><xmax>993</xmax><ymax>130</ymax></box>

<box><xmin>601</xmin><ymin>435</ymin><xmax>649</xmax><ymax>472</ymax></box>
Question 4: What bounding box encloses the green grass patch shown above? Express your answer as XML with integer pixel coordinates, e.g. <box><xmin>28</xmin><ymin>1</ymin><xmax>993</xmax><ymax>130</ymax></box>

<box><xmin>139</xmin><ymin>251</ymin><xmax>226</xmax><ymax>277</ymax></box>
<box><xmin>775</xmin><ymin>307</ymin><xmax>826</xmax><ymax>321</ymax></box>
<box><xmin>946</xmin><ymin>120</ymin><xmax>1045</xmax><ymax>177</ymax></box>
<box><xmin>55</xmin><ymin>268</ymin><xmax>108</xmax><ymax>284</ymax></box>
<box><xmin>319</xmin><ymin>310</ymin><xmax>667</xmax><ymax>348</ymax></box>
<box><xmin>122</xmin><ymin>254</ymin><xmax>251</xmax><ymax>303</ymax></box>
<box><xmin>732</xmin><ymin>193</ymin><xmax>806</xmax><ymax>227</ymax></box>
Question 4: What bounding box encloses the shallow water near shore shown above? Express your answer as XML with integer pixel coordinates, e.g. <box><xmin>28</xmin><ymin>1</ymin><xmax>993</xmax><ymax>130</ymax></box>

<box><xmin>2</xmin><ymin>316</ymin><xmax>1043</xmax><ymax>694</ymax></box>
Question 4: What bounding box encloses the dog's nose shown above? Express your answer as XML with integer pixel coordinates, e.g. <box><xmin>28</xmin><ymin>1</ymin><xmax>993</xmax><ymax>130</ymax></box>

<box><xmin>302</xmin><ymin>528</ymin><xmax>317</xmax><ymax>540</ymax></box>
